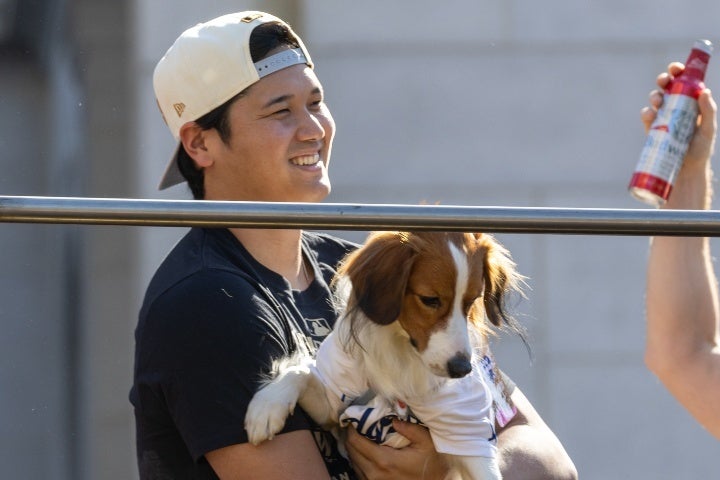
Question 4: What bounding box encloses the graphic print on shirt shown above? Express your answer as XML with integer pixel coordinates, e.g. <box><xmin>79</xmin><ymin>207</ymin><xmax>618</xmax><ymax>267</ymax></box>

<box><xmin>339</xmin><ymin>396</ymin><xmax>422</xmax><ymax>447</ymax></box>
<box><xmin>304</xmin><ymin>316</ymin><xmax>332</xmax><ymax>349</ymax></box>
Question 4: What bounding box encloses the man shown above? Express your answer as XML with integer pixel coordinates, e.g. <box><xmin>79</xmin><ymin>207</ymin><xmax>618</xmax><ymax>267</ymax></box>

<box><xmin>130</xmin><ymin>11</ymin><xmax>577</xmax><ymax>479</ymax></box>
<box><xmin>643</xmin><ymin>63</ymin><xmax>719</xmax><ymax>439</ymax></box>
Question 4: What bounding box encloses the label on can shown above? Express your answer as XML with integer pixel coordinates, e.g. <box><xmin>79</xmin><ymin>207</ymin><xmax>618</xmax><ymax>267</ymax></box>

<box><xmin>630</xmin><ymin>93</ymin><xmax>698</xmax><ymax>204</ymax></box>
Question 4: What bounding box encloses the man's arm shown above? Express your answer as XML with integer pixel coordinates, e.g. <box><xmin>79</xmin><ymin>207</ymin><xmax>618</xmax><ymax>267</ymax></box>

<box><xmin>643</xmin><ymin>67</ymin><xmax>720</xmax><ymax>438</ymax></box>
<box><xmin>496</xmin><ymin>387</ymin><xmax>577</xmax><ymax>480</ymax></box>
<box><xmin>142</xmin><ymin>272</ymin><xmax>339</xmax><ymax>479</ymax></box>
<box><xmin>206</xmin><ymin>430</ymin><xmax>331</xmax><ymax>480</ymax></box>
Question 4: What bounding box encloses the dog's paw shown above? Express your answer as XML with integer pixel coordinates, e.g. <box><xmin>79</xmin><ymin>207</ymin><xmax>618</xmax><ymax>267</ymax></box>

<box><xmin>244</xmin><ymin>387</ymin><xmax>297</xmax><ymax>445</ymax></box>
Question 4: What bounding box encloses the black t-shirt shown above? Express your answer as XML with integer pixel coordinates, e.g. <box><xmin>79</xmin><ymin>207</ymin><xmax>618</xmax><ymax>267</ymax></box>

<box><xmin>130</xmin><ymin>228</ymin><xmax>358</xmax><ymax>479</ymax></box>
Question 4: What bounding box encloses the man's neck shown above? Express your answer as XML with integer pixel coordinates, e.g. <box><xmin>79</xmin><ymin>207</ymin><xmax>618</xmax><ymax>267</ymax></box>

<box><xmin>229</xmin><ymin>228</ymin><xmax>311</xmax><ymax>289</ymax></box>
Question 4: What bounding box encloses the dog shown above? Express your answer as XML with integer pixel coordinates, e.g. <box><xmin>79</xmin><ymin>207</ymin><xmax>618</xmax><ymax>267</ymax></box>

<box><xmin>245</xmin><ymin>231</ymin><xmax>526</xmax><ymax>480</ymax></box>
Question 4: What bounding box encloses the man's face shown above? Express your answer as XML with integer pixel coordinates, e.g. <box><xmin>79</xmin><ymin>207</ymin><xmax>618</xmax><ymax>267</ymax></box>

<box><xmin>203</xmin><ymin>64</ymin><xmax>335</xmax><ymax>202</ymax></box>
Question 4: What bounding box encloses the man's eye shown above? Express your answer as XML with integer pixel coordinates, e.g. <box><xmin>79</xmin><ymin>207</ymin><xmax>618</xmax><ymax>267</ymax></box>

<box><xmin>305</xmin><ymin>101</ymin><xmax>324</xmax><ymax>114</ymax></box>
<box><xmin>419</xmin><ymin>296</ymin><xmax>441</xmax><ymax>308</ymax></box>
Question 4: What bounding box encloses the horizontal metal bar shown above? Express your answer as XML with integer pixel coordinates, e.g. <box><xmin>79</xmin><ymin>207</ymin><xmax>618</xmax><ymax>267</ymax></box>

<box><xmin>1</xmin><ymin>195</ymin><xmax>720</xmax><ymax>236</ymax></box>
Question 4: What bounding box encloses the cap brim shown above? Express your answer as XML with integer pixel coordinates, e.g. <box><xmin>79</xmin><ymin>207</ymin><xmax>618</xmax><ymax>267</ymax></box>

<box><xmin>158</xmin><ymin>143</ymin><xmax>186</xmax><ymax>190</ymax></box>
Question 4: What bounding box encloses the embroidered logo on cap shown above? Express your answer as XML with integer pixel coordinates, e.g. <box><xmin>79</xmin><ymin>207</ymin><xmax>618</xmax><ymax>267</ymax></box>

<box><xmin>173</xmin><ymin>103</ymin><xmax>186</xmax><ymax>117</ymax></box>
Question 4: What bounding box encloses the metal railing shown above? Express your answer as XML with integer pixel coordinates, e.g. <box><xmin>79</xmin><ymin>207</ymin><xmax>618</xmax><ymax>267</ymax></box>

<box><xmin>2</xmin><ymin>195</ymin><xmax>720</xmax><ymax>236</ymax></box>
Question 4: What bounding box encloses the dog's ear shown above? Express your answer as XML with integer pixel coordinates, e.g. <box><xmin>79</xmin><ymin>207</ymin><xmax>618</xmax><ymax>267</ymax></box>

<box><xmin>479</xmin><ymin>234</ymin><xmax>524</xmax><ymax>329</ymax></box>
<box><xmin>338</xmin><ymin>232</ymin><xmax>417</xmax><ymax>325</ymax></box>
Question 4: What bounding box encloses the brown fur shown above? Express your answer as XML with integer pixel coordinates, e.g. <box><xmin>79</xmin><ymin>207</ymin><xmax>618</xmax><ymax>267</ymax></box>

<box><xmin>335</xmin><ymin>231</ymin><xmax>526</xmax><ymax>349</ymax></box>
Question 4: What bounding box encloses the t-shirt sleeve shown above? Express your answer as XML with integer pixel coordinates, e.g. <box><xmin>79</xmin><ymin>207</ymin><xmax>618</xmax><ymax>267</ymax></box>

<box><xmin>134</xmin><ymin>270</ymin><xmax>312</xmax><ymax>461</ymax></box>
<box><xmin>411</xmin><ymin>371</ymin><xmax>498</xmax><ymax>458</ymax></box>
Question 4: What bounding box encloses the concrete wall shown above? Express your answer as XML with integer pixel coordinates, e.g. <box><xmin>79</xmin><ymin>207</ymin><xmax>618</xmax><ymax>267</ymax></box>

<box><xmin>72</xmin><ymin>1</ymin><xmax>137</xmax><ymax>477</ymax></box>
<box><xmin>0</xmin><ymin>1</ymin><xmax>85</xmax><ymax>478</ymax></box>
<box><xmin>0</xmin><ymin>58</ymin><xmax>73</xmax><ymax>479</ymax></box>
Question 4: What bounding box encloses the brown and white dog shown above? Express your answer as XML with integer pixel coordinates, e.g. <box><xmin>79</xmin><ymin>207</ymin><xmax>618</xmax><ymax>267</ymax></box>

<box><xmin>245</xmin><ymin>231</ymin><xmax>525</xmax><ymax>480</ymax></box>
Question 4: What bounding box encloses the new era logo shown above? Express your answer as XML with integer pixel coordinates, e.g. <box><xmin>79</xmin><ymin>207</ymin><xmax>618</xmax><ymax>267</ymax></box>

<box><xmin>173</xmin><ymin>103</ymin><xmax>186</xmax><ymax>117</ymax></box>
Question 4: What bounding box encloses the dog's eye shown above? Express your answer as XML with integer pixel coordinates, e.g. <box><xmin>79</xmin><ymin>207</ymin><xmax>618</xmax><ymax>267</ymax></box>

<box><xmin>419</xmin><ymin>296</ymin><xmax>441</xmax><ymax>309</ymax></box>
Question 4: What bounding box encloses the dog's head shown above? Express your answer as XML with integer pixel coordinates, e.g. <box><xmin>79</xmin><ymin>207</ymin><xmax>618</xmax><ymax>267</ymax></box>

<box><xmin>336</xmin><ymin>231</ymin><xmax>525</xmax><ymax>379</ymax></box>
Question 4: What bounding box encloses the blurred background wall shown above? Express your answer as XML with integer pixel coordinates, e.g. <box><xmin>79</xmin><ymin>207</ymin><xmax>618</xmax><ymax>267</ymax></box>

<box><xmin>0</xmin><ymin>0</ymin><xmax>718</xmax><ymax>478</ymax></box>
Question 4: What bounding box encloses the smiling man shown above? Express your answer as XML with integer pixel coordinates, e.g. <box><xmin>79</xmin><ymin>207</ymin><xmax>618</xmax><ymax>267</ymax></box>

<box><xmin>130</xmin><ymin>11</ymin><xmax>577</xmax><ymax>480</ymax></box>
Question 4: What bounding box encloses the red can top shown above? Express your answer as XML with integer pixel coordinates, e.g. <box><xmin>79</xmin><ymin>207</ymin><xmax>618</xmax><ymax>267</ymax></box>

<box><xmin>668</xmin><ymin>39</ymin><xmax>712</xmax><ymax>98</ymax></box>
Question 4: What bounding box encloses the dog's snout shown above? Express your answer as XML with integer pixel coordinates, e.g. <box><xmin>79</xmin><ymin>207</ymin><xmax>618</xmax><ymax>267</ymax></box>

<box><xmin>447</xmin><ymin>354</ymin><xmax>472</xmax><ymax>378</ymax></box>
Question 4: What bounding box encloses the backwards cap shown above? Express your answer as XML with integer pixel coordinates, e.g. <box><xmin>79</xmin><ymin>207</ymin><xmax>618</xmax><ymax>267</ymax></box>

<box><xmin>153</xmin><ymin>11</ymin><xmax>313</xmax><ymax>190</ymax></box>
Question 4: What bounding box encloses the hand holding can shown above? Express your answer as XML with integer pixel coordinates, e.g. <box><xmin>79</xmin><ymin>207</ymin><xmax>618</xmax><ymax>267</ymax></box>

<box><xmin>629</xmin><ymin>40</ymin><xmax>713</xmax><ymax>206</ymax></box>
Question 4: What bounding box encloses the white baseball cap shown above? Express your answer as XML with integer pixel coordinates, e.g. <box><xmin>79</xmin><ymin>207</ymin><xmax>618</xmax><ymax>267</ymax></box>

<box><xmin>153</xmin><ymin>11</ymin><xmax>313</xmax><ymax>190</ymax></box>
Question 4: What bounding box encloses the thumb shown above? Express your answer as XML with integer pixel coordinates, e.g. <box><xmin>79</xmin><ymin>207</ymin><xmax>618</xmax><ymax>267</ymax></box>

<box><xmin>391</xmin><ymin>419</ymin><xmax>432</xmax><ymax>445</ymax></box>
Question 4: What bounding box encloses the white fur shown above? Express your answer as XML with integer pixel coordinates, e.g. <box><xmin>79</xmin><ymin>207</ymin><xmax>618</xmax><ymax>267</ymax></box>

<box><xmin>244</xmin><ymin>352</ymin><xmax>312</xmax><ymax>444</ymax></box>
<box><xmin>245</xmin><ymin>238</ymin><xmax>502</xmax><ymax>480</ymax></box>
<box><xmin>422</xmin><ymin>242</ymin><xmax>475</xmax><ymax>376</ymax></box>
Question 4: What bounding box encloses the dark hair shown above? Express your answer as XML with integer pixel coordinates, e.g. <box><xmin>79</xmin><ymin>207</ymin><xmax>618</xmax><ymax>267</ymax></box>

<box><xmin>177</xmin><ymin>22</ymin><xmax>302</xmax><ymax>199</ymax></box>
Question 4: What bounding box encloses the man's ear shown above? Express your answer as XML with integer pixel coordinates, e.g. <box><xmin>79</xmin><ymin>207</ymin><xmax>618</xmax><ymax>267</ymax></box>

<box><xmin>179</xmin><ymin>122</ymin><xmax>213</xmax><ymax>168</ymax></box>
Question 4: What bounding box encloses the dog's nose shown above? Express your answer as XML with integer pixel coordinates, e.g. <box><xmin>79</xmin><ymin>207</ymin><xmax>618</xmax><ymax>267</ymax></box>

<box><xmin>447</xmin><ymin>354</ymin><xmax>472</xmax><ymax>378</ymax></box>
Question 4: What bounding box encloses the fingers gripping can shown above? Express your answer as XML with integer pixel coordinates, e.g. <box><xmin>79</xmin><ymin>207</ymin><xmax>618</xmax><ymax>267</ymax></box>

<box><xmin>629</xmin><ymin>39</ymin><xmax>713</xmax><ymax>206</ymax></box>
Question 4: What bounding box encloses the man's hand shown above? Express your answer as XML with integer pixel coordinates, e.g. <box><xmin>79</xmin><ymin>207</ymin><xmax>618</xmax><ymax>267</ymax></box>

<box><xmin>345</xmin><ymin>419</ymin><xmax>449</xmax><ymax>480</ymax></box>
<box><xmin>345</xmin><ymin>387</ymin><xmax>578</xmax><ymax>480</ymax></box>
<box><xmin>641</xmin><ymin>63</ymin><xmax>717</xmax><ymax>173</ymax></box>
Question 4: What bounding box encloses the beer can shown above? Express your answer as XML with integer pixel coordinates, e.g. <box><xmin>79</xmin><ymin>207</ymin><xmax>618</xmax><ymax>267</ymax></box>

<box><xmin>629</xmin><ymin>39</ymin><xmax>713</xmax><ymax>206</ymax></box>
